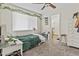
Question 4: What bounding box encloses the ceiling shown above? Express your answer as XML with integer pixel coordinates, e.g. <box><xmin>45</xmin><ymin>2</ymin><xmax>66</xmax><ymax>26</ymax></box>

<box><xmin>13</xmin><ymin>3</ymin><xmax>79</xmax><ymax>15</ymax></box>
<box><xmin>13</xmin><ymin>3</ymin><xmax>44</xmax><ymax>12</ymax></box>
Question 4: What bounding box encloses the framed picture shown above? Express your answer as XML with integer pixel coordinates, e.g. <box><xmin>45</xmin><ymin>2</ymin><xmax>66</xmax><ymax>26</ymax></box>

<box><xmin>73</xmin><ymin>12</ymin><xmax>79</xmax><ymax>33</ymax></box>
<box><xmin>45</xmin><ymin>17</ymin><xmax>48</xmax><ymax>25</ymax></box>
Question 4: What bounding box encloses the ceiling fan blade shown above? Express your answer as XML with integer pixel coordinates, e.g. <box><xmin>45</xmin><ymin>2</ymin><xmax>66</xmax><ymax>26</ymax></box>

<box><xmin>49</xmin><ymin>3</ymin><xmax>56</xmax><ymax>8</ymax></box>
<box><xmin>41</xmin><ymin>5</ymin><xmax>45</xmax><ymax>10</ymax></box>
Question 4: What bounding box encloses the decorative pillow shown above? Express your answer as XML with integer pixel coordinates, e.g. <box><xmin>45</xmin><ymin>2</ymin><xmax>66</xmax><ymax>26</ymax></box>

<box><xmin>40</xmin><ymin>32</ymin><xmax>48</xmax><ymax>38</ymax></box>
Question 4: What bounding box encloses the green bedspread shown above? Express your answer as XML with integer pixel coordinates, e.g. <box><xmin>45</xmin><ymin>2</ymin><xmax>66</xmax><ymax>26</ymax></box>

<box><xmin>15</xmin><ymin>34</ymin><xmax>41</xmax><ymax>51</ymax></box>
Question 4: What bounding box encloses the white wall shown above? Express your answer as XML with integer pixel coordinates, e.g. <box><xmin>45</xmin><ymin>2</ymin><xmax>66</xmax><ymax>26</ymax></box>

<box><xmin>1</xmin><ymin>3</ymin><xmax>79</xmax><ymax>37</ymax></box>
<box><xmin>12</xmin><ymin>3</ymin><xmax>61</xmax><ymax>34</ymax></box>
<box><xmin>40</xmin><ymin>3</ymin><xmax>79</xmax><ymax>35</ymax></box>
<box><xmin>0</xmin><ymin>9</ymin><xmax>41</xmax><ymax>36</ymax></box>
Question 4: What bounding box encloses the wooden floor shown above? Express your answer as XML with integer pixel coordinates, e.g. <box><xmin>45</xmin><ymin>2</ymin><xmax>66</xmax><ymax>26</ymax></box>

<box><xmin>23</xmin><ymin>36</ymin><xmax>79</xmax><ymax>56</ymax></box>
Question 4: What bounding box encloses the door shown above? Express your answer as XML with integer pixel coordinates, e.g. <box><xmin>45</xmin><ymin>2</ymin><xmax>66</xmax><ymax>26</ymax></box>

<box><xmin>51</xmin><ymin>14</ymin><xmax>60</xmax><ymax>38</ymax></box>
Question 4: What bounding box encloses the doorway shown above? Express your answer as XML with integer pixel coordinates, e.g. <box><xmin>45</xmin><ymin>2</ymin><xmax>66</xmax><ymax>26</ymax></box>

<box><xmin>51</xmin><ymin>14</ymin><xmax>61</xmax><ymax>44</ymax></box>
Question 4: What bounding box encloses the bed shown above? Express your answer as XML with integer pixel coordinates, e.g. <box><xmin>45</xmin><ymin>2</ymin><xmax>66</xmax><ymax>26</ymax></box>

<box><xmin>15</xmin><ymin>33</ymin><xmax>48</xmax><ymax>51</ymax></box>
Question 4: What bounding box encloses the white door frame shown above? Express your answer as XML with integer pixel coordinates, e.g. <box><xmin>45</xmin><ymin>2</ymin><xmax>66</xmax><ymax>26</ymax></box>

<box><xmin>50</xmin><ymin>14</ymin><xmax>61</xmax><ymax>39</ymax></box>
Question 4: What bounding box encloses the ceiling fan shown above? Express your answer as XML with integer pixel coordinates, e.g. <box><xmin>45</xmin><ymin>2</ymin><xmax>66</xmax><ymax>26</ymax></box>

<box><xmin>32</xmin><ymin>3</ymin><xmax>56</xmax><ymax>10</ymax></box>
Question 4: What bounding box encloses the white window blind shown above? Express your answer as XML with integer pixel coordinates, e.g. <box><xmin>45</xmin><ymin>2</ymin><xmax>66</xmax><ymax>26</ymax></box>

<box><xmin>12</xmin><ymin>12</ymin><xmax>37</xmax><ymax>31</ymax></box>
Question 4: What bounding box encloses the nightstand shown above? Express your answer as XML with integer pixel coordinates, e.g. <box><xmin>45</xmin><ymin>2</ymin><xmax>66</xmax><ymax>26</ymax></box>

<box><xmin>0</xmin><ymin>39</ymin><xmax>23</xmax><ymax>56</ymax></box>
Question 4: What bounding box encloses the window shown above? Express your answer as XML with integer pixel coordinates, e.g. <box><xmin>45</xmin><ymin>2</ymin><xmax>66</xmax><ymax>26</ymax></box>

<box><xmin>12</xmin><ymin>12</ymin><xmax>37</xmax><ymax>31</ymax></box>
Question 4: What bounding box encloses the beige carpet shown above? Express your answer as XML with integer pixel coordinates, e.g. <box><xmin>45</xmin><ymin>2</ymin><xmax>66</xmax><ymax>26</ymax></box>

<box><xmin>23</xmin><ymin>37</ymin><xmax>79</xmax><ymax>56</ymax></box>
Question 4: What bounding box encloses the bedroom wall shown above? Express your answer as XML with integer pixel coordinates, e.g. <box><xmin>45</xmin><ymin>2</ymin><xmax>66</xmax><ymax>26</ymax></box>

<box><xmin>1</xmin><ymin>3</ymin><xmax>79</xmax><ymax>37</ymax></box>
<box><xmin>40</xmin><ymin>3</ymin><xmax>79</xmax><ymax>35</ymax></box>
<box><xmin>11</xmin><ymin>3</ymin><xmax>61</xmax><ymax>35</ymax></box>
<box><xmin>40</xmin><ymin>5</ymin><xmax>61</xmax><ymax>33</ymax></box>
<box><xmin>0</xmin><ymin>9</ymin><xmax>13</xmax><ymax>36</ymax></box>
<box><xmin>56</xmin><ymin>3</ymin><xmax>79</xmax><ymax>35</ymax></box>
<box><xmin>0</xmin><ymin>9</ymin><xmax>41</xmax><ymax>36</ymax></box>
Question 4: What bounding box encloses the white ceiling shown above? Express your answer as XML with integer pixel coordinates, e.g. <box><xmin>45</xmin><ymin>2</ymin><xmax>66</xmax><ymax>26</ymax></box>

<box><xmin>13</xmin><ymin>3</ymin><xmax>79</xmax><ymax>15</ymax></box>
<box><xmin>13</xmin><ymin>3</ymin><xmax>79</xmax><ymax>10</ymax></box>
<box><xmin>13</xmin><ymin>3</ymin><xmax>44</xmax><ymax>13</ymax></box>
<box><xmin>13</xmin><ymin>3</ymin><xmax>61</xmax><ymax>15</ymax></box>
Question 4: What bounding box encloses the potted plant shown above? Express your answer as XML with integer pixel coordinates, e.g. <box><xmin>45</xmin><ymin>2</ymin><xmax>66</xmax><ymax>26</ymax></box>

<box><xmin>5</xmin><ymin>35</ymin><xmax>17</xmax><ymax>45</ymax></box>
